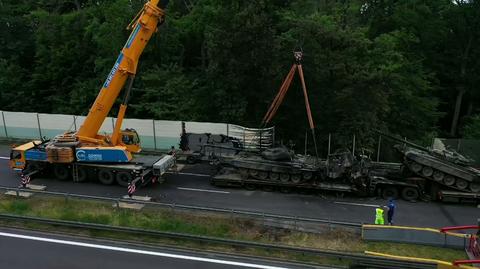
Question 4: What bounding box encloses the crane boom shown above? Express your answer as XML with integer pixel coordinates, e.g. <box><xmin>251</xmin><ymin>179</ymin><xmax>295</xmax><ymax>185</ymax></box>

<box><xmin>77</xmin><ymin>0</ymin><xmax>167</xmax><ymax>141</ymax></box>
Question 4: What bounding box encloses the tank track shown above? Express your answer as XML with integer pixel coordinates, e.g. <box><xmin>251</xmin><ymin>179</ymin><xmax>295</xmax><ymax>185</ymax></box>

<box><xmin>406</xmin><ymin>158</ymin><xmax>480</xmax><ymax>193</ymax></box>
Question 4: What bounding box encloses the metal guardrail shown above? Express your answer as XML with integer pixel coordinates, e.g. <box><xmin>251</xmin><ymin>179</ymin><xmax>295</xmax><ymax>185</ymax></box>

<box><xmin>0</xmin><ymin>185</ymin><xmax>362</xmax><ymax>231</ymax></box>
<box><xmin>0</xmin><ymin>213</ymin><xmax>436</xmax><ymax>269</ymax></box>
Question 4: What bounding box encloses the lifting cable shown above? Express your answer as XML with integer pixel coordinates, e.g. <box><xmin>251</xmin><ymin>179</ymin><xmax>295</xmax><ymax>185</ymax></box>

<box><xmin>261</xmin><ymin>51</ymin><xmax>319</xmax><ymax>158</ymax></box>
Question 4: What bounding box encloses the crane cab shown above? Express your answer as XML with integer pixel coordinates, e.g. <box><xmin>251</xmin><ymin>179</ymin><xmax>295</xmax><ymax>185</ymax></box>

<box><xmin>120</xmin><ymin>128</ymin><xmax>141</xmax><ymax>153</ymax></box>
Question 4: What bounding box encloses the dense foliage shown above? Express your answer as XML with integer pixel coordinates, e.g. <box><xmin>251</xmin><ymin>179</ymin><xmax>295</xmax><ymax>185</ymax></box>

<box><xmin>0</xmin><ymin>0</ymin><xmax>479</xmax><ymax>150</ymax></box>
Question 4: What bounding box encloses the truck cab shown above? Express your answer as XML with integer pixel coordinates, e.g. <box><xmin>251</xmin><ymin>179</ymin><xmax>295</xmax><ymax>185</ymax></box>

<box><xmin>9</xmin><ymin>141</ymin><xmax>40</xmax><ymax>170</ymax></box>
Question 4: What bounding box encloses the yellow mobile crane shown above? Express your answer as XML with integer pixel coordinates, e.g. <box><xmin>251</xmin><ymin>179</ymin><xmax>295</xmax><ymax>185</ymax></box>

<box><xmin>10</xmin><ymin>0</ymin><xmax>174</xmax><ymax>190</ymax></box>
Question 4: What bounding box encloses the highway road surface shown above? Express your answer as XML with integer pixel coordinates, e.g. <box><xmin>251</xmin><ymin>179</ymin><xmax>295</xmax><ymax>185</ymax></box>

<box><xmin>0</xmin><ymin>145</ymin><xmax>478</xmax><ymax>228</ymax></box>
<box><xmin>0</xmin><ymin>228</ymin><xmax>323</xmax><ymax>269</ymax></box>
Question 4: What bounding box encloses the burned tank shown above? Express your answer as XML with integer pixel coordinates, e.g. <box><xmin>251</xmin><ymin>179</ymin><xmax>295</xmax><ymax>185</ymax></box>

<box><xmin>216</xmin><ymin>146</ymin><xmax>369</xmax><ymax>191</ymax></box>
<box><xmin>381</xmin><ymin>132</ymin><xmax>480</xmax><ymax>193</ymax></box>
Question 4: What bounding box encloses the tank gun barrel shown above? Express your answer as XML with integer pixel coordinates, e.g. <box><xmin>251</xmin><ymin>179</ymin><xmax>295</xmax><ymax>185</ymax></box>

<box><xmin>375</xmin><ymin>131</ymin><xmax>429</xmax><ymax>152</ymax></box>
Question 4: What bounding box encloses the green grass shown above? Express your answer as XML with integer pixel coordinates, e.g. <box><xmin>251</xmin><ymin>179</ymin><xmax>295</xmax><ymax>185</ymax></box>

<box><xmin>0</xmin><ymin>194</ymin><xmax>468</xmax><ymax>265</ymax></box>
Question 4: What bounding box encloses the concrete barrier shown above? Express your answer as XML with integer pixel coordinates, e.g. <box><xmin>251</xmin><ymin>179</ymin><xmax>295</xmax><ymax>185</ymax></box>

<box><xmin>362</xmin><ymin>224</ymin><xmax>470</xmax><ymax>249</ymax></box>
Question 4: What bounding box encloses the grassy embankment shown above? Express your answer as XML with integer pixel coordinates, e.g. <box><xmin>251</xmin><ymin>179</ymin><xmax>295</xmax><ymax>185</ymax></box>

<box><xmin>0</xmin><ymin>195</ymin><xmax>468</xmax><ymax>265</ymax></box>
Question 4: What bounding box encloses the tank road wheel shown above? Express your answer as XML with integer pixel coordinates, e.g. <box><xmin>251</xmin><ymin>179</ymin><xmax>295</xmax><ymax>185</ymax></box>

<box><xmin>280</xmin><ymin>173</ymin><xmax>290</xmax><ymax>183</ymax></box>
<box><xmin>239</xmin><ymin>168</ymin><xmax>249</xmax><ymax>179</ymax></box>
<box><xmin>443</xmin><ymin>175</ymin><xmax>455</xmax><ymax>186</ymax></box>
<box><xmin>411</xmin><ymin>162</ymin><xmax>423</xmax><ymax>173</ymax></box>
<box><xmin>421</xmin><ymin>166</ymin><xmax>433</xmax><ymax>177</ymax></box>
<box><xmin>98</xmin><ymin>169</ymin><xmax>115</xmax><ymax>185</ymax></box>
<box><xmin>53</xmin><ymin>165</ymin><xmax>70</xmax><ymax>181</ymax></box>
<box><xmin>433</xmin><ymin>171</ymin><xmax>444</xmax><ymax>182</ymax></box>
<box><xmin>455</xmin><ymin>179</ymin><xmax>468</xmax><ymax>190</ymax></box>
<box><xmin>401</xmin><ymin>187</ymin><xmax>419</xmax><ymax>201</ymax></box>
<box><xmin>249</xmin><ymin>169</ymin><xmax>259</xmax><ymax>177</ymax></box>
<box><xmin>291</xmin><ymin>174</ymin><xmax>301</xmax><ymax>184</ymax></box>
<box><xmin>258</xmin><ymin>171</ymin><xmax>268</xmax><ymax>180</ymax></box>
<box><xmin>116</xmin><ymin>171</ymin><xmax>133</xmax><ymax>187</ymax></box>
<box><xmin>382</xmin><ymin>187</ymin><xmax>399</xmax><ymax>200</ymax></box>
<box><xmin>270</xmin><ymin>172</ymin><xmax>280</xmax><ymax>181</ymax></box>
<box><xmin>302</xmin><ymin>172</ymin><xmax>313</xmax><ymax>181</ymax></box>
<box><xmin>77</xmin><ymin>167</ymin><xmax>88</xmax><ymax>182</ymax></box>
<box><xmin>469</xmin><ymin>183</ymin><xmax>480</xmax><ymax>193</ymax></box>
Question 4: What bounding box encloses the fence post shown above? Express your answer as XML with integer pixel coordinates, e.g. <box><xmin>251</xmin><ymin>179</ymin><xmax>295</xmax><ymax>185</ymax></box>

<box><xmin>352</xmin><ymin>134</ymin><xmax>356</xmax><ymax>156</ymax></box>
<box><xmin>73</xmin><ymin>116</ymin><xmax>77</xmax><ymax>131</ymax></box>
<box><xmin>111</xmin><ymin>118</ymin><xmax>115</xmax><ymax>131</ymax></box>
<box><xmin>328</xmin><ymin>133</ymin><xmax>331</xmax><ymax>155</ymax></box>
<box><xmin>226</xmin><ymin>124</ymin><xmax>229</xmax><ymax>137</ymax></box>
<box><xmin>1</xmin><ymin>111</ymin><xmax>7</xmax><ymax>137</ymax></box>
<box><xmin>376</xmin><ymin>135</ymin><xmax>381</xmax><ymax>162</ymax></box>
<box><xmin>36</xmin><ymin>113</ymin><xmax>43</xmax><ymax>139</ymax></box>
<box><xmin>152</xmin><ymin>120</ymin><xmax>157</xmax><ymax>150</ymax></box>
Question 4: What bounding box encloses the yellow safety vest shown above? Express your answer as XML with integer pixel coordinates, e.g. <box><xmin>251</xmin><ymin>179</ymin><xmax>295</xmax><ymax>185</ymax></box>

<box><xmin>376</xmin><ymin>208</ymin><xmax>384</xmax><ymax>219</ymax></box>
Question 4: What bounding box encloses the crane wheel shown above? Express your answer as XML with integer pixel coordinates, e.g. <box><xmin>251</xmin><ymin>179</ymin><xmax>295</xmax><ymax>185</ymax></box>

<box><xmin>401</xmin><ymin>187</ymin><xmax>419</xmax><ymax>201</ymax></box>
<box><xmin>116</xmin><ymin>171</ymin><xmax>132</xmax><ymax>187</ymax></box>
<box><xmin>98</xmin><ymin>169</ymin><xmax>115</xmax><ymax>185</ymax></box>
<box><xmin>381</xmin><ymin>187</ymin><xmax>399</xmax><ymax>200</ymax></box>
<box><xmin>53</xmin><ymin>165</ymin><xmax>70</xmax><ymax>181</ymax></box>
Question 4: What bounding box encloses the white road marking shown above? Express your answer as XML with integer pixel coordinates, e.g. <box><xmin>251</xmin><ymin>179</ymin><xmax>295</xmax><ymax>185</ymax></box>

<box><xmin>0</xmin><ymin>156</ymin><xmax>9</xmax><ymax>160</ymax></box>
<box><xmin>334</xmin><ymin>201</ymin><xmax>380</xmax><ymax>208</ymax></box>
<box><xmin>166</xmin><ymin>172</ymin><xmax>211</xmax><ymax>177</ymax></box>
<box><xmin>177</xmin><ymin>187</ymin><xmax>230</xmax><ymax>194</ymax></box>
<box><xmin>0</xmin><ymin>231</ymin><xmax>288</xmax><ymax>269</ymax></box>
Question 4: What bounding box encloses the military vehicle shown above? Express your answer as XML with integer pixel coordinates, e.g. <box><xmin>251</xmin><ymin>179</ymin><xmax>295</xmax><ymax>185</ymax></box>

<box><xmin>380</xmin><ymin>132</ymin><xmax>480</xmax><ymax>194</ymax></box>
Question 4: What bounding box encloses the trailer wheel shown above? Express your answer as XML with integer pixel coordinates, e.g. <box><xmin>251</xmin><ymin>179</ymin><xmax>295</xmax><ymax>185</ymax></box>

<box><xmin>244</xmin><ymin>183</ymin><xmax>256</xmax><ymax>190</ymax></box>
<box><xmin>53</xmin><ymin>165</ymin><xmax>70</xmax><ymax>181</ymax></box>
<box><xmin>469</xmin><ymin>183</ymin><xmax>480</xmax><ymax>193</ymax></box>
<box><xmin>98</xmin><ymin>169</ymin><xmax>115</xmax><ymax>185</ymax></box>
<box><xmin>116</xmin><ymin>171</ymin><xmax>132</xmax><ymax>187</ymax></box>
<box><xmin>381</xmin><ymin>187</ymin><xmax>399</xmax><ymax>200</ymax></box>
<box><xmin>401</xmin><ymin>187</ymin><xmax>419</xmax><ymax>201</ymax></box>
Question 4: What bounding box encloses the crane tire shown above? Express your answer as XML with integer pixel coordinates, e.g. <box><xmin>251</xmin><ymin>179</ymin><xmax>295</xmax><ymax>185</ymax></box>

<box><xmin>116</xmin><ymin>171</ymin><xmax>132</xmax><ymax>187</ymax></box>
<box><xmin>98</xmin><ymin>169</ymin><xmax>115</xmax><ymax>185</ymax></box>
<box><xmin>53</xmin><ymin>165</ymin><xmax>70</xmax><ymax>181</ymax></box>
<box><xmin>401</xmin><ymin>187</ymin><xmax>419</xmax><ymax>201</ymax></box>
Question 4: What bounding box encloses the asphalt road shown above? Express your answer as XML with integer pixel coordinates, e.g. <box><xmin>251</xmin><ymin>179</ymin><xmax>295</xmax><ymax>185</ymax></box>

<box><xmin>0</xmin><ymin>145</ymin><xmax>478</xmax><ymax>228</ymax></box>
<box><xmin>0</xmin><ymin>228</ymin><xmax>321</xmax><ymax>269</ymax></box>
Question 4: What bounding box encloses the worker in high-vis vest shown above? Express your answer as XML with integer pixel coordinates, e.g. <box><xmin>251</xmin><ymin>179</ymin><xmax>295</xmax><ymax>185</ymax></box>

<box><xmin>375</xmin><ymin>207</ymin><xmax>385</xmax><ymax>225</ymax></box>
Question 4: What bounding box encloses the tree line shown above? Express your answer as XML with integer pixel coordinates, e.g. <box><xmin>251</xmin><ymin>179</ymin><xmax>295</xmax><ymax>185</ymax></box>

<box><xmin>0</xmin><ymin>0</ymin><xmax>479</xmax><ymax>151</ymax></box>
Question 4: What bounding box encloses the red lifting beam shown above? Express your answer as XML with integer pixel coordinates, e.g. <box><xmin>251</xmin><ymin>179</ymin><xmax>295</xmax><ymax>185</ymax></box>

<box><xmin>440</xmin><ymin>226</ymin><xmax>480</xmax><ymax>233</ymax></box>
<box><xmin>453</xmin><ymin>259</ymin><xmax>480</xmax><ymax>266</ymax></box>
